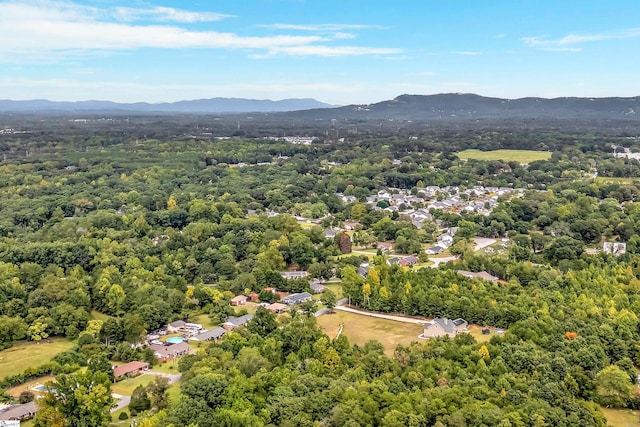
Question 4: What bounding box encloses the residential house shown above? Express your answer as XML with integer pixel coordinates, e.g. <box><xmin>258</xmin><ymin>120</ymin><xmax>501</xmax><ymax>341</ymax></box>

<box><xmin>282</xmin><ymin>292</ymin><xmax>313</xmax><ymax>305</ymax></box>
<box><xmin>422</xmin><ymin>317</ymin><xmax>467</xmax><ymax>339</ymax></box>
<box><xmin>0</xmin><ymin>401</ymin><xmax>38</xmax><ymax>422</ymax></box>
<box><xmin>357</xmin><ymin>266</ymin><xmax>370</xmax><ymax>278</ymax></box>
<box><xmin>231</xmin><ymin>295</ymin><xmax>248</xmax><ymax>306</ymax></box>
<box><xmin>167</xmin><ymin>320</ymin><xmax>186</xmax><ymax>333</ymax></box>
<box><xmin>223</xmin><ymin>314</ymin><xmax>254</xmax><ymax>330</ymax></box>
<box><xmin>603</xmin><ymin>241</ymin><xmax>627</xmax><ymax>256</ymax></box>
<box><xmin>113</xmin><ymin>361</ymin><xmax>149</xmax><ymax>380</ymax></box>
<box><xmin>249</xmin><ymin>293</ymin><xmax>260</xmax><ymax>302</ymax></box>
<box><xmin>375</xmin><ymin>242</ymin><xmax>394</xmax><ymax>252</ymax></box>
<box><xmin>400</xmin><ymin>255</ymin><xmax>419</xmax><ymax>266</ymax></box>
<box><xmin>425</xmin><ymin>245</ymin><xmax>445</xmax><ymax>255</ymax></box>
<box><xmin>192</xmin><ymin>327</ymin><xmax>226</xmax><ymax>342</ymax></box>
<box><xmin>452</xmin><ymin>318</ymin><xmax>469</xmax><ymax>330</ymax></box>
<box><xmin>281</xmin><ymin>271</ymin><xmax>309</xmax><ymax>280</ymax></box>
<box><xmin>324</xmin><ymin>229</ymin><xmax>337</xmax><ymax>239</ymax></box>
<box><xmin>150</xmin><ymin>342</ymin><xmax>190</xmax><ymax>362</ymax></box>
<box><xmin>266</xmin><ymin>302</ymin><xmax>289</xmax><ymax>314</ymax></box>
<box><xmin>310</xmin><ymin>282</ymin><xmax>326</xmax><ymax>294</ymax></box>
<box><xmin>456</xmin><ymin>270</ymin><xmax>499</xmax><ymax>282</ymax></box>
<box><xmin>263</xmin><ymin>287</ymin><xmax>277</xmax><ymax>294</ymax></box>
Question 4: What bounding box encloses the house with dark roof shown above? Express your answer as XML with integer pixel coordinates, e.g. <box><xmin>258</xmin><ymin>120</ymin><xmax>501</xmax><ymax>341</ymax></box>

<box><xmin>150</xmin><ymin>342</ymin><xmax>190</xmax><ymax>362</ymax></box>
<box><xmin>357</xmin><ymin>266</ymin><xmax>370</xmax><ymax>278</ymax></box>
<box><xmin>113</xmin><ymin>361</ymin><xmax>149</xmax><ymax>380</ymax></box>
<box><xmin>282</xmin><ymin>292</ymin><xmax>313</xmax><ymax>305</ymax></box>
<box><xmin>223</xmin><ymin>314</ymin><xmax>254</xmax><ymax>330</ymax></box>
<box><xmin>452</xmin><ymin>318</ymin><xmax>468</xmax><ymax>330</ymax></box>
<box><xmin>422</xmin><ymin>317</ymin><xmax>467</xmax><ymax>339</ymax></box>
<box><xmin>192</xmin><ymin>327</ymin><xmax>226</xmax><ymax>342</ymax></box>
<box><xmin>0</xmin><ymin>401</ymin><xmax>38</xmax><ymax>422</ymax></box>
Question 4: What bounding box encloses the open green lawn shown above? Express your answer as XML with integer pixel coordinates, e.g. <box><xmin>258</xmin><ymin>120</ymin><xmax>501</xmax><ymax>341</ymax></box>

<box><xmin>167</xmin><ymin>379</ymin><xmax>182</xmax><ymax>404</ymax></box>
<box><xmin>595</xmin><ymin>177</ymin><xmax>640</xmax><ymax>185</ymax></box>
<box><xmin>600</xmin><ymin>407</ymin><xmax>640</xmax><ymax>427</ymax></box>
<box><xmin>316</xmin><ymin>311</ymin><xmax>423</xmax><ymax>356</ymax></box>
<box><xmin>111</xmin><ymin>375</ymin><xmax>155</xmax><ymax>396</ymax></box>
<box><xmin>456</xmin><ymin>149</ymin><xmax>552</xmax><ymax>164</ymax></box>
<box><xmin>324</xmin><ymin>283</ymin><xmax>343</xmax><ymax>299</ymax></box>
<box><xmin>467</xmin><ymin>325</ymin><xmax>497</xmax><ymax>343</ymax></box>
<box><xmin>190</xmin><ymin>313</ymin><xmax>219</xmax><ymax>329</ymax></box>
<box><xmin>0</xmin><ymin>338</ymin><xmax>75</xmax><ymax>379</ymax></box>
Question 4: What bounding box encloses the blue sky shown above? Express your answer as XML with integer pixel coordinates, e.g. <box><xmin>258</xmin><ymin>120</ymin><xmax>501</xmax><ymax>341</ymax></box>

<box><xmin>1</xmin><ymin>0</ymin><xmax>639</xmax><ymax>104</ymax></box>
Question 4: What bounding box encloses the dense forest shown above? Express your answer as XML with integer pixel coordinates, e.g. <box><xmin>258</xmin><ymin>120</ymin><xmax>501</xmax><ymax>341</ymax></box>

<box><xmin>1</xmin><ymin>116</ymin><xmax>640</xmax><ymax>425</ymax></box>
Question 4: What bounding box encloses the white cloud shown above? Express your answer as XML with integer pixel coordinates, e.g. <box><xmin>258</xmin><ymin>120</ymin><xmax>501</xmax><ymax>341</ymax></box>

<box><xmin>523</xmin><ymin>28</ymin><xmax>640</xmax><ymax>50</ymax></box>
<box><xmin>450</xmin><ymin>51</ymin><xmax>482</xmax><ymax>55</ymax></box>
<box><xmin>263</xmin><ymin>24</ymin><xmax>388</xmax><ymax>31</ymax></box>
<box><xmin>0</xmin><ymin>0</ymin><xmax>400</xmax><ymax>61</ymax></box>
<box><xmin>494</xmin><ymin>34</ymin><xmax>505</xmax><ymax>39</ymax></box>
<box><xmin>266</xmin><ymin>45</ymin><xmax>402</xmax><ymax>57</ymax></box>
<box><xmin>113</xmin><ymin>6</ymin><xmax>235</xmax><ymax>23</ymax></box>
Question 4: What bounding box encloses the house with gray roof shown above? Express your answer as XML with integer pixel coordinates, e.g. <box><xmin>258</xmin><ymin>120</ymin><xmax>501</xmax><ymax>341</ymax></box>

<box><xmin>192</xmin><ymin>327</ymin><xmax>226</xmax><ymax>341</ymax></box>
<box><xmin>223</xmin><ymin>314</ymin><xmax>254</xmax><ymax>329</ymax></box>
<box><xmin>281</xmin><ymin>292</ymin><xmax>313</xmax><ymax>305</ymax></box>
<box><xmin>0</xmin><ymin>401</ymin><xmax>38</xmax><ymax>422</ymax></box>
<box><xmin>422</xmin><ymin>317</ymin><xmax>467</xmax><ymax>339</ymax></box>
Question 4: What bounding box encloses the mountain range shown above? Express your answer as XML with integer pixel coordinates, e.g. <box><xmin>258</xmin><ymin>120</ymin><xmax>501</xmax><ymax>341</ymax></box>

<box><xmin>0</xmin><ymin>93</ymin><xmax>639</xmax><ymax>121</ymax></box>
<box><xmin>278</xmin><ymin>93</ymin><xmax>640</xmax><ymax>121</ymax></box>
<box><xmin>0</xmin><ymin>97</ymin><xmax>335</xmax><ymax>113</ymax></box>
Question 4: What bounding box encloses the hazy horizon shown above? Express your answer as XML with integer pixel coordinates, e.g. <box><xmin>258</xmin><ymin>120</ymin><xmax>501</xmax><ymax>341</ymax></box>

<box><xmin>1</xmin><ymin>0</ymin><xmax>639</xmax><ymax>104</ymax></box>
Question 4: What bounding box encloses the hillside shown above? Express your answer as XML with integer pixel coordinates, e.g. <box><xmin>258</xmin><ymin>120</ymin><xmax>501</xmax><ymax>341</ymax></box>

<box><xmin>275</xmin><ymin>93</ymin><xmax>640</xmax><ymax>121</ymax></box>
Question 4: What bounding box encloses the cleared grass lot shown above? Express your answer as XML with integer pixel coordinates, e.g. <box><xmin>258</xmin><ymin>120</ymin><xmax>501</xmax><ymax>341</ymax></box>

<box><xmin>456</xmin><ymin>149</ymin><xmax>552</xmax><ymax>164</ymax></box>
<box><xmin>600</xmin><ymin>407</ymin><xmax>640</xmax><ymax>427</ymax></box>
<box><xmin>316</xmin><ymin>310</ymin><xmax>424</xmax><ymax>355</ymax></box>
<box><xmin>0</xmin><ymin>338</ymin><xmax>74</xmax><ymax>379</ymax></box>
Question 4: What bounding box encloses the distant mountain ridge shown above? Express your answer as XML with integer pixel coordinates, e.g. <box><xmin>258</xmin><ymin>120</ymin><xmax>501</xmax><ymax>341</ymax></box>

<box><xmin>278</xmin><ymin>93</ymin><xmax>640</xmax><ymax>121</ymax></box>
<box><xmin>2</xmin><ymin>94</ymin><xmax>640</xmax><ymax>120</ymax></box>
<box><xmin>0</xmin><ymin>97</ymin><xmax>335</xmax><ymax>113</ymax></box>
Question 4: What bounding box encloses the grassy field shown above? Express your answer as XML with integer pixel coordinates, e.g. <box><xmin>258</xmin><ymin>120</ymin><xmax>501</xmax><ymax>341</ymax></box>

<box><xmin>324</xmin><ymin>283</ymin><xmax>343</xmax><ymax>299</ymax></box>
<box><xmin>111</xmin><ymin>375</ymin><xmax>155</xmax><ymax>396</ymax></box>
<box><xmin>600</xmin><ymin>407</ymin><xmax>640</xmax><ymax>426</ymax></box>
<box><xmin>316</xmin><ymin>311</ymin><xmax>423</xmax><ymax>355</ymax></box>
<box><xmin>456</xmin><ymin>149</ymin><xmax>552</xmax><ymax>164</ymax></box>
<box><xmin>190</xmin><ymin>313</ymin><xmax>218</xmax><ymax>329</ymax></box>
<box><xmin>0</xmin><ymin>338</ymin><xmax>74</xmax><ymax>379</ymax></box>
<box><xmin>595</xmin><ymin>177</ymin><xmax>640</xmax><ymax>185</ymax></box>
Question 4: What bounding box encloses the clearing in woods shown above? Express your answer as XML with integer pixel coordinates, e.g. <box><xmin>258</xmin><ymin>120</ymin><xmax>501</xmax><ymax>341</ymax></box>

<box><xmin>316</xmin><ymin>310</ymin><xmax>424</xmax><ymax>355</ymax></box>
<box><xmin>456</xmin><ymin>149</ymin><xmax>552</xmax><ymax>163</ymax></box>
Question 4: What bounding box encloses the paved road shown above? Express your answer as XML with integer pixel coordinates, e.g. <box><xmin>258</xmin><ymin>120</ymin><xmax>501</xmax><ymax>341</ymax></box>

<box><xmin>333</xmin><ymin>305</ymin><xmax>427</xmax><ymax>325</ymax></box>
<box><xmin>111</xmin><ymin>395</ymin><xmax>130</xmax><ymax>413</ymax></box>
